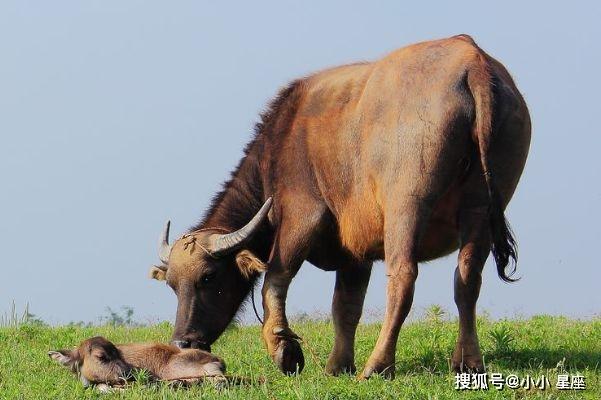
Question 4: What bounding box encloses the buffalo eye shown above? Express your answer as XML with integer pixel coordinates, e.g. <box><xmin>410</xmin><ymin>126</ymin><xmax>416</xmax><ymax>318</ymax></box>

<box><xmin>201</xmin><ymin>271</ymin><xmax>217</xmax><ymax>285</ymax></box>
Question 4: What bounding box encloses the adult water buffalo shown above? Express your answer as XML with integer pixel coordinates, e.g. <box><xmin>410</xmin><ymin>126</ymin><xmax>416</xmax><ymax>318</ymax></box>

<box><xmin>149</xmin><ymin>34</ymin><xmax>530</xmax><ymax>379</ymax></box>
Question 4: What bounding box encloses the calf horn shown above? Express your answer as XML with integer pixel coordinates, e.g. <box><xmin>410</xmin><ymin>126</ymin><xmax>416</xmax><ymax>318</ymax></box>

<box><xmin>158</xmin><ymin>220</ymin><xmax>173</xmax><ymax>264</ymax></box>
<box><xmin>208</xmin><ymin>197</ymin><xmax>273</xmax><ymax>257</ymax></box>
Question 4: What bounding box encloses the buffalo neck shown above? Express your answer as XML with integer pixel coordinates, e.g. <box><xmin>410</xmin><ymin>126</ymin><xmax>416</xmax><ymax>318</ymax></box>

<box><xmin>191</xmin><ymin>80</ymin><xmax>303</xmax><ymax>263</ymax></box>
<box><xmin>192</xmin><ymin>136</ymin><xmax>274</xmax><ymax>262</ymax></box>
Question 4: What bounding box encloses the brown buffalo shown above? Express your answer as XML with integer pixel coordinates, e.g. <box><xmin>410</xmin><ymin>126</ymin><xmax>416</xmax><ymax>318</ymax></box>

<box><xmin>149</xmin><ymin>34</ymin><xmax>530</xmax><ymax>378</ymax></box>
<box><xmin>48</xmin><ymin>336</ymin><xmax>225</xmax><ymax>387</ymax></box>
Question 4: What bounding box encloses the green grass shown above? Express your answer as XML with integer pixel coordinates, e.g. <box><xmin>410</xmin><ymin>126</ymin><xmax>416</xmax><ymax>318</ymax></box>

<box><xmin>0</xmin><ymin>316</ymin><xmax>599</xmax><ymax>399</ymax></box>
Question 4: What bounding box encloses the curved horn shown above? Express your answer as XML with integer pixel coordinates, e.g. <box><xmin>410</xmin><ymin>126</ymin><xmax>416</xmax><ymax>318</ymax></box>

<box><xmin>209</xmin><ymin>197</ymin><xmax>273</xmax><ymax>257</ymax></box>
<box><xmin>158</xmin><ymin>220</ymin><xmax>173</xmax><ymax>264</ymax></box>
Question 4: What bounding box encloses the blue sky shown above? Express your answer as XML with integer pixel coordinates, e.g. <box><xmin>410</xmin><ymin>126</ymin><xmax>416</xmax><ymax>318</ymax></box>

<box><xmin>1</xmin><ymin>1</ymin><xmax>599</xmax><ymax>324</ymax></box>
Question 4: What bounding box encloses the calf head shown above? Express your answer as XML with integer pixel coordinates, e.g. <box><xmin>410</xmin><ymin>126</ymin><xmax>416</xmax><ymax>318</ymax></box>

<box><xmin>49</xmin><ymin>336</ymin><xmax>132</xmax><ymax>386</ymax></box>
<box><xmin>149</xmin><ymin>198</ymin><xmax>272</xmax><ymax>350</ymax></box>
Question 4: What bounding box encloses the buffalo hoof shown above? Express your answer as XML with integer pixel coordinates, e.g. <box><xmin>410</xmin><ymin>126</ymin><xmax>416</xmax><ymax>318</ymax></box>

<box><xmin>358</xmin><ymin>362</ymin><xmax>395</xmax><ymax>380</ymax></box>
<box><xmin>451</xmin><ymin>359</ymin><xmax>485</xmax><ymax>373</ymax></box>
<box><xmin>273</xmin><ymin>338</ymin><xmax>305</xmax><ymax>375</ymax></box>
<box><xmin>451</xmin><ymin>345</ymin><xmax>485</xmax><ymax>373</ymax></box>
<box><xmin>325</xmin><ymin>355</ymin><xmax>356</xmax><ymax>376</ymax></box>
<box><xmin>451</xmin><ymin>357</ymin><xmax>485</xmax><ymax>373</ymax></box>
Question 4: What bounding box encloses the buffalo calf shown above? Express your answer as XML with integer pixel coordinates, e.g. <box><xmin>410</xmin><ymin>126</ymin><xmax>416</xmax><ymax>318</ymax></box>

<box><xmin>49</xmin><ymin>336</ymin><xmax>225</xmax><ymax>387</ymax></box>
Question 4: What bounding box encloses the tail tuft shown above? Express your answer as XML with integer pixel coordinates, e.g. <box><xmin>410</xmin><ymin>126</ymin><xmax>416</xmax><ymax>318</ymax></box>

<box><xmin>486</xmin><ymin>175</ymin><xmax>518</xmax><ymax>282</ymax></box>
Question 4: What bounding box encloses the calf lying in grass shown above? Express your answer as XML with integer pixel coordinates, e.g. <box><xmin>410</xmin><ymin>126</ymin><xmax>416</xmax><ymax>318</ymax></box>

<box><xmin>48</xmin><ymin>336</ymin><xmax>229</xmax><ymax>389</ymax></box>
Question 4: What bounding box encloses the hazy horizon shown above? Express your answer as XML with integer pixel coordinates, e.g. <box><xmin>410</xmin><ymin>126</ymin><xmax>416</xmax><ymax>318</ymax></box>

<box><xmin>1</xmin><ymin>1</ymin><xmax>600</xmax><ymax>325</ymax></box>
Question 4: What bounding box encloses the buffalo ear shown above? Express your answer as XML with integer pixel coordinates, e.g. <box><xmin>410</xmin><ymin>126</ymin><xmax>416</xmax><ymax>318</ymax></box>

<box><xmin>48</xmin><ymin>349</ymin><xmax>77</xmax><ymax>368</ymax></box>
<box><xmin>235</xmin><ymin>250</ymin><xmax>267</xmax><ymax>279</ymax></box>
<box><xmin>149</xmin><ymin>265</ymin><xmax>167</xmax><ymax>281</ymax></box>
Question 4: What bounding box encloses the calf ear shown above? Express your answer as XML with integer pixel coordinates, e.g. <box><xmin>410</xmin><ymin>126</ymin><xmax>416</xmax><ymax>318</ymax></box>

<box><xmin>235</xmin><ymin>250</ymin><xmax>267</xmax><ymax>279</ymax></box>
<box><xmin>149</xmin><ymin>265</ymin><xmax>167</xmax><ymax>281</ymax></box>
<box><xmin>48</xmin><ymin>350</ymin><xmax>76</xmax><ymax>368</ymax></box>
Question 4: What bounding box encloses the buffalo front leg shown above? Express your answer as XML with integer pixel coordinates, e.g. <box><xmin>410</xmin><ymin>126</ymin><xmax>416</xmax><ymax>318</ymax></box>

<box><xmin>452</xmin><ymin>207</ymin><xmax>489</xmax><ymax>372</ymax></box>
<box><xmin>326</xmin><ymin>262</ymin><xmax>372</xmax><ymax>376</ymax></box>
<box><xmin>261</xmin><ymin>197</ymin><xmax>325</xmax><ymax>375</ymax></box>
<box><xmin>262</xmin><ymin>268</ymin><xmax>305</xmax><ymax>375</ymax></box>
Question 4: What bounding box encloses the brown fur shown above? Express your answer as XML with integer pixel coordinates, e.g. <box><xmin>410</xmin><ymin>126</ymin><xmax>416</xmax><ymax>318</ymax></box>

<box><xmin>49</xmin><ymin>336</ymin><xmax>225</xmax><ymax>386</ymax></box>
<box><xmin>151</xmin><ymin>35</ymin><xmax>530</xmax><ymax>378</ymax></box>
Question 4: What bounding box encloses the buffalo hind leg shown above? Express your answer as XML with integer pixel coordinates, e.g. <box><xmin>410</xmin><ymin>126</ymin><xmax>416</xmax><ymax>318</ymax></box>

<box><xmin>359</xmin><ymin>200</ymin><xmax>431</xmax><ymax>380</ymax></box>
<box><xmin>326</xmin><ymin>262</ymin><xmax>372</xmax><ymax>375</ymax></box>
<box><xmin>452</xmin><ymin>207</ymin><xmax>489</xmax><ymax>372</ymax></box>
<box><xmin>261</xmin><ymin>195</ymin><xmax>325</xmax><ymax>375</ymax></box>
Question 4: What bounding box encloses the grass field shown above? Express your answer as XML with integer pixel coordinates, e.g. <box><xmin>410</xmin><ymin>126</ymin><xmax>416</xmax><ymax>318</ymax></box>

<box><xmin>0</xmin><ymin>315</ymin><xmax>599</xmax><ymax>399</ymax></box>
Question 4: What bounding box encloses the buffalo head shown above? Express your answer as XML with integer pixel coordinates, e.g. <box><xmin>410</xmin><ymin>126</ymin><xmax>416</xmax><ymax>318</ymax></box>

<box><xmin>149</xmin><ymin>198</ymin><xmax>272</xmax><ymax>351</ymax></box>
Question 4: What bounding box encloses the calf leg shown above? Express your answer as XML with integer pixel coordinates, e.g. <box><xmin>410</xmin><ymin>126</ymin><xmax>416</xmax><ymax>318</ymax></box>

<box><xmin>326</xmin><ymin>262</ymin><xmax>372</xmax><ymax>375</ymax></box>
<box><xmin>261</xmin><ymin>196</ymin><xmax>326</xmax><ymax>375</ymax></box>
<box><xmin>452</xmin><ymin>207</ymin><xmax>490</xmax><ymax>372</ymax></box>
